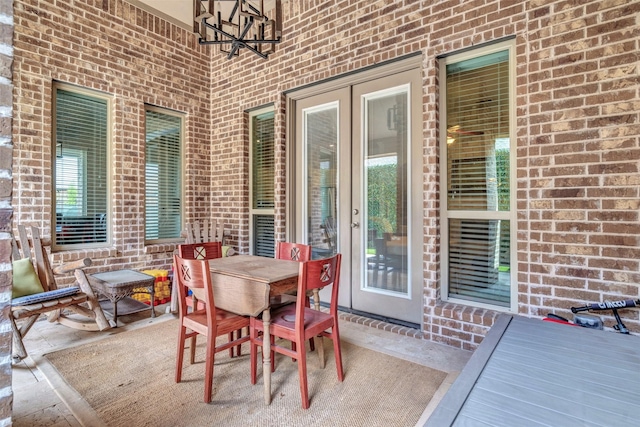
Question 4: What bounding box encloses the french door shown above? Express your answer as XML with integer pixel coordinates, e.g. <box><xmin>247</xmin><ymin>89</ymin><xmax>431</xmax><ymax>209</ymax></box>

<box><xmin>292</xmin><ymin>67</ymin><xmax>423</xmax><ymax>324</ymax></box>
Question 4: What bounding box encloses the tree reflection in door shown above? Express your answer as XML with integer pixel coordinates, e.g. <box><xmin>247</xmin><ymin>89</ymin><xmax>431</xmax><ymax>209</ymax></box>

<box><xmin>364</xmin><ymin>89</ymin><xmax>409</xmax><ymax>294</ymax></box>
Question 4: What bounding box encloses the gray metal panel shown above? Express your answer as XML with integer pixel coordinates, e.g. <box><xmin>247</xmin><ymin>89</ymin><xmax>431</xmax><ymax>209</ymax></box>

<box><xmin>426</xmin><ymin>314</ymin><xmax>640</xmax><ymax>427</ymax></box>
<box><xmin>424</xmin><ymin>314</ymin><xmax>513</xmax><ymax>426</ymax></box>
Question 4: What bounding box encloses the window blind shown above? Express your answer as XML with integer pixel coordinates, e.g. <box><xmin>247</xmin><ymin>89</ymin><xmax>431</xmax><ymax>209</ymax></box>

<box><xmin>253</xmin><ymin>214</ymin><xmax>275</xmax><ymax>257</ymax></box>
<box><xmin>250</xmin><ymin>109</ymin><xmax>275</xmax><ymax>255</ymax></box>
<box><xmin>444</xmin><ymin>48</ymin><xmax>512</xmax><ymax>307</ymax></box>
<box><xmin>145</xmin><ymin>109</ymin><xmax>182</xmax><ymax>241</ymax></box>
<box><xmin>448</xmin><ymin>219</ymin><xmax>509</xmax><ymax>307</ymax></box>
<box><xmin>252</xmin><ymin>111</ymin><xmax>275</xmax><ymax>209</ymax></box>
<box><xmin>54</xmin><ymin>87</ymin><xmax>108</xmax><ymax>247</ymax></box>
<box><xmin>446</xmin><ymin>54</ymin><xmax>509</xmax><ymax>211</ymax></box>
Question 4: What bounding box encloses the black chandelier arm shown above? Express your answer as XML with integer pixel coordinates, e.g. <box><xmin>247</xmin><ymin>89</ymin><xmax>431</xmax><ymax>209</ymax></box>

<box><xmin>200</xmin><ymin>18</ymin><xmax>281</xmax><ymax>45</ymax></box>
<box><xmin>232</xmin><ymin>40</ymin><xmax>268</xmax><ymax>60</ymax></box>
<box><xmin>226</xmin><ymin>18</ymin><xmax>254</xmax><ymax>58</ymax></box>
<box><xmin>194</xmin><ymin>0</ymin><xmax>282</xmax><ymax>59</ymax></box>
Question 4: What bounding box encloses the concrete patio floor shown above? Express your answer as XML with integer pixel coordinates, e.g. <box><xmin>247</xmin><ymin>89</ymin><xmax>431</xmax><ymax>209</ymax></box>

<box><xmin>12</xmin><ymin>303</ymin><xmax>472</xmax><ymax>426</ymax></box>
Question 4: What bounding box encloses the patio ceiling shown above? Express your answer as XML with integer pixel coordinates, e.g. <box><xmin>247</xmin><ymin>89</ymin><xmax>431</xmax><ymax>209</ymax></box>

<box><xmin>131</xmin><ymin>1</ymin><xmax>278</xmax><ymax>31</ymax></box>
<box><xmin>131</xmin><ymin>0</ymin><xmax>193</xmax><ymax>29</ymax></box>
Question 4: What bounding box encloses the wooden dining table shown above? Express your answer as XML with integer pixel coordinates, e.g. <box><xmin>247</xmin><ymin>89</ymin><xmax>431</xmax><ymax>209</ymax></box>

<box><xmin>204</xmin><ymin>254</ymin><xmax>300</xmax><ymax>405</ymax></box>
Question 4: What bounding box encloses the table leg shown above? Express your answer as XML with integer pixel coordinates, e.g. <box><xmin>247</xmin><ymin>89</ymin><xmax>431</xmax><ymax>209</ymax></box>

<box><xmin>149</xmin><ymin>283</ymin><xmax>155</xmax><ymax>318</ymax></box>
<box><xmin>262</xmin><ymin>307</ymin><xmax>272</xmax><ymax>405</ymax></box>
<box><xmin>113</xmin><ymin>299</ymin><xmax>118</xmax><ymax>326</ymax></box>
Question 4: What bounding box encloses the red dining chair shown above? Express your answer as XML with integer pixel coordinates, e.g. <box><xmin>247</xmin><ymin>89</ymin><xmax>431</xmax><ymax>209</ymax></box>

<box><xmin>270</xmin><ymin>241</ymin><xmax>312</xmax><ymax>308</ymax></box>
<box><xmin>174</xmin><ymin>254</ymin><xmax>250</xmax><ymax>403</ymax></box>
<box><xmin>250</xmin><ymin>253</ymin><xmax>343</xmax><ymax>409</ymax></box>
<box><xmin>264</xmin><ymin>242</ymin><xmax>315</xmax><ymax>370</ymax></box>
<box><xmin>177</xmin><ymin>242</ymin><xmax>239</xmax><ymax>358</ymax></box>
<box><xmin>178</xmin><ymin>242</ymin><xmax>223</xmax><ymax>312</ymax></box>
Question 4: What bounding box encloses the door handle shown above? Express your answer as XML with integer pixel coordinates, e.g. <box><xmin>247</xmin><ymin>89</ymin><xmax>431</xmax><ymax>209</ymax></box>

<box><xmin>351</xmin><ymin>222</ymin><xmax>360</xmax><ymax>229</ymax></box>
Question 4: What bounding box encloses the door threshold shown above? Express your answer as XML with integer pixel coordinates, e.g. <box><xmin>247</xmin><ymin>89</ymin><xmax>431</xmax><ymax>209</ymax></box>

<box><xmin>321</xmin><ymin>303</ymin><xmax>422</xmax><ymax>337</ymax></box>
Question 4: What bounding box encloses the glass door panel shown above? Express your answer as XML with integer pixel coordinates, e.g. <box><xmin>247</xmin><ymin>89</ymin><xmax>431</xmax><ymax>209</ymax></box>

<box><xmin>363</xmin><ymin>89</ymin><xmax>409</xmax><ymax>294</ymax></box>
<box><xmin>295</xmin><ymin>88</ymin><xmax>352</xmax><ymax>309</ymax></box>
<box><xmin>304</xmin><ymin>104</ymin><xmax>339</xmax><ymax>259</ymax></box>
<box><xmin>351</xmin><ymin>69</ymin><xmax>422</xmax><ymax>324</ymax></box>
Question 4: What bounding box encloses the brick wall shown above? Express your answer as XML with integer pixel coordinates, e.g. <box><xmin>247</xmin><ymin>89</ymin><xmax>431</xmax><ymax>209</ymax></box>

<box><xmin>9</xmin><ymin>0</ymin><xmax>640</xmax><ymax>366</ymax></box>
<box><xmin>203</xmin><ymin>0</ymin><xmax>640</xmax><ymax>349</ymax></box>
<box><xmin>12</xmin><ymin>0</ymin><xmax>213</xmax><ymax>276</ymax></box>
<box><xmin>0</xmin><ymin>0</ymin><xmax>12</xmax><ymax>421</ymax></box>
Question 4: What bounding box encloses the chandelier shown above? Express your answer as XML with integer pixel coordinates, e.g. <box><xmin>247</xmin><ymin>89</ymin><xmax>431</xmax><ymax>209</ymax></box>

<box><xmin>194</xmin><ymin>0</ymin><xmax>282</xmax><ymax>60</ymax></box>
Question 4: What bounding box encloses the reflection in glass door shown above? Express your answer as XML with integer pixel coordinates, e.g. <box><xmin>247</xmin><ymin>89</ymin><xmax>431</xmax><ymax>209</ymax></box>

<box><xmin>303</xmin><ymin>103</ymin><xmax>339</xmax><ymax>260</ymax></box>
<box><xmin>351</xmin><ymin>69</ymin><xmax>422</xmax><ymax>324</ymax></box>
<box><xmin>362</xmin><ymin>89</ymin><xmax>409</xmax><ymax>294</ymax></box>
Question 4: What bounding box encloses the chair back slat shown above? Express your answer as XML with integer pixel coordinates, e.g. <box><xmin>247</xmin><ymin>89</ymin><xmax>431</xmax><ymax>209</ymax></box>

<box><xmin>201</xmin><ymin>219</ymin><xmax>209</xmax><ymax>243</ymax></box>
<box><xmin>11</xmin><ymin>237</ymin><xmax>22</xmax><ymax>261</ymax></box>
<box><xmin>183</xmin><ymin>219</ymin><xmax>227</xmax><ymax>244</ymax></box>
<box><xmin>215</xmin><ymin>221</ymin><xmax>224</xmax><ymax>244</ymax></box>
<box><xmin>295</xmin><ymin>254</ymin><xmax>342</xmax><ymax>320</ymax></box>
<box><xmin>275</xmin><ymin>242</ymin><xmax>311</xmax><ymax>262</ymax></box>
<box><xmin>178</xmin><ymin>242</ymin><xmax>222</xmax><ymax>261</ymax></box>
<box><xmin>30</xmin><ymin>226</ymin><xmax>57</xmax><ymax>292</ymax></box>
<box><xmin>17</xmin><ymin>224</ymin><xmax>30</xmax><ymax>260</ymax></box>
<box><xmin>14</xmin><ymin>225</ymin><xmax>57</xmax><ymax>292</ymax></box>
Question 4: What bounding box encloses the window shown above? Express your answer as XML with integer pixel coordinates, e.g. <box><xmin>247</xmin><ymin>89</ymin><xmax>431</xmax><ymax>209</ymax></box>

<box><xmin>53</xmin><ymin>84</ymin><xmax>110</xmax><ymax>249</ymax></box>
<box><xmin>249</xmin><ymin>106</ymin><xmax>275</xmax><ymax>257</ymax></box>
<box><xmin>440</xmin><ymin>40</ymin><xmax>516</xmax><ymax>310</ymax></box>
<box><xmin>145</xmin><ymin>107</ymin><xmax>183</xmax><ymax>243</ymax></box>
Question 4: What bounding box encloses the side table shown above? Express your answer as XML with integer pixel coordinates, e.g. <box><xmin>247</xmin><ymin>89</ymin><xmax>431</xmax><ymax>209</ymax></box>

<box><xmin>87</xmin><ymin>269</ymin><xmax>156</xmax><ymax>326</ymax></box>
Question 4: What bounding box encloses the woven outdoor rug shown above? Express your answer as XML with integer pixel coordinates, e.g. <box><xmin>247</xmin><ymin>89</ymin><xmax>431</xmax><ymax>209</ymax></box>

<box><xmin>43</xmin><ymin>319</ymin><xmax>447</xmax><ymax>427</ymax></box>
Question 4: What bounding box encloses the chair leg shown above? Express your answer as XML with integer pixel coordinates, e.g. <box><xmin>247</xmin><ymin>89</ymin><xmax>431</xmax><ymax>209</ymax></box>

<box><xmin>332</xmin><ymin>326</ymin><xmax>344</xmax><ymax>381</ymax></box>
<box><xmin>228</xmin><ymin>331</ymin><xmax>234</xmax><ymax>358</ymax></box>
<box><xmin>296</xmin><ymin>341</ymin><xmax>310</xmax><ymax>409</ymax></box>
<box><xmin>11</xmin><ymin>317</ymin><xmax>27</xmax><ymax>361</ymax></box>
<box><xmin>271</xmin><ymin>334</ymin><xmax>276</xmax><ymax>373</ymax></box>
<box><xmin>203</xmin><ymin>333</ymin><xmax>216</xmax><ymax>403</ymax></box>
<box><xmin>305</xmin><ymin>296</ymin><xmax>315</xmax><ymax>352</ymax></box>
<box><xmin>229</xmin><ymin>328</ymin><xmax>243</xmax><ymax>357</ymax></box>
<box><xmin>11</xmin><ymin>315</ymin><xmax>39</xmax><ymax>361</ymax></box>
<box><xmin>190</xmin><ymin>335</ymin><xmax>197</xmax><ymax>364</ymax></box>
<box><xmin>236</xmin><ymin>327</ymin><xmax>244</xmax><ymax>356</ymax></box>
<box><xmin>176</xmin><ymin>326</ymin><xmax>186</xmax><ymax>383</ymax></box>
<box><xmin>317</xmin><ymin>335</ymin><xmax>326</xmax><ymax>369</ymax></box>
<box><xmin>74</xmin><ymin>269</ymin><xmax>111</xmax><ymax>330</ymax></box>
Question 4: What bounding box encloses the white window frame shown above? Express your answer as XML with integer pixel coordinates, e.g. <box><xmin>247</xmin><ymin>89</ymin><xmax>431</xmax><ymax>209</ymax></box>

<box><xmin>439</xmin><ymin>39</ymin><xmax>518</xmax><ymax>312</ymax></box>
<box><xmin>52</xmin><ymin>82</ymin><xmax>112</xmax><ymax>250</ymax></box>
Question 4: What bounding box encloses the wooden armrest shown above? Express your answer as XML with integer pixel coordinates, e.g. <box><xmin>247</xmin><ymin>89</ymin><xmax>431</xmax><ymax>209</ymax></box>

<box><xmin>53</xmin><ymin>258</ymin><xmax>92</xmax><ymax>274</ymax></box>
